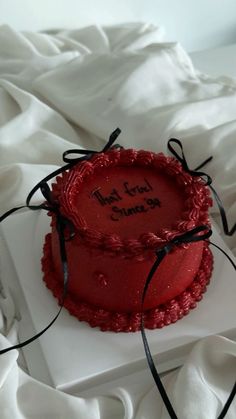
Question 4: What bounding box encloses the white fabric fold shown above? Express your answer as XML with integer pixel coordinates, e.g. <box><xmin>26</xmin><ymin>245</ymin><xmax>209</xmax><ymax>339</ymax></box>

<box><xmin>0</xmin><ymin>22</ymin><xmax>235</xmax><ymax>418</ymax></box>
<box><xmin>0</xmin><ymin>335</ymin><xmax>235</xmax><ymax>419</ymax></box>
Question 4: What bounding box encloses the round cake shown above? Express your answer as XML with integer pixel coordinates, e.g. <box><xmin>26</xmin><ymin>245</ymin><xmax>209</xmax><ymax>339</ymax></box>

<box><xmin>42</xmin><ymin>147</ymin><xmax>213</xmax><ymax>332</ymax></box>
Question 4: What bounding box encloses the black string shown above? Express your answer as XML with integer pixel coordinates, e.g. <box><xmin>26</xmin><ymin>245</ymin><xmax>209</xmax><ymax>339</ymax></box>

<box><xmin>25</xmin><ymin>128</ymin><xmax>122</xmax><ymax>209</ymax></box>
<box><xmin>0</xmin><ymin>128</ymin><xmax>121</xmax><ymax>354</ymax></box>
<box><xmin>140</xmin><ymin>321</ymin><xmax>178</xmax><ymax>419</ymax></box>
<box><xmin>209</xmin><ymin>185</ymin><xmax>236</xmax><ymax>237</ymax></box>
<box><xmin>210</xmin><ymin>241</ymin><xmax>236</xmax><ymax>271</ymax></box>
<box><xmin>0</xmin><ymin>198</ymin><xmax>69</xmax><ymax>355</ymax></box>
<box><xmin>140</xmin><ymin>226</ymin><xmax>212</xmax><ymax>419</ymax></box>
<box><xmin>218</xmin><ymin>382</ymin><xmax>236</xmax><ymax>419</ymax></box>
<box><xmin>168</xmin><ymin>138</ymin><xmax>212</xmax><ymax>185</ymax></box>
<box><xmin>168</xmin><ymin>138</ymin><xmax>236</xmax><ymax>236</ymax></box>
<box><xmin>140</xmin><ymin>138</ymin><xmax>236</xmax><ymax>419</ymax></box>
<box><xmin>141</xmin><ymin>226</ymin><xmax>212</xmax><ymax>302</ymax></box>
<box><xmin>141</xmin><ymin>236</ymin><xmax>236</xmax><ymax>419</ymax></box>
<box><xmin>0</xmin><ymin>132</ymin><xmax>235</xmax><ymax>419</ymax></box>
<box><xmin>210</xmin><ymin>241</ymin><xmax>236</xmax><ymax>419</ymax></box>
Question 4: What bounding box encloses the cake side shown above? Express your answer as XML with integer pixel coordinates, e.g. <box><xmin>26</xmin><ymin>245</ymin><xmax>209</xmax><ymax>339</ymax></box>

<box><xmin>50</xmin><ymin>226</ymin><xmax>205</xmax><ymax>312</ymax></box>
<box><xmin>42</xmin><ymin>237</ymin><xmax>213</xmax><ymax>332</ymax></box>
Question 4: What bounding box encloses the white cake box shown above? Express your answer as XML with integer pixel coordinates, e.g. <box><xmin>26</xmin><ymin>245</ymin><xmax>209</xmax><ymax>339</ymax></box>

<box><xmin>0</xmin><ymin>210</ymin><xmax>236</xmax><ymax>395</ymax></box>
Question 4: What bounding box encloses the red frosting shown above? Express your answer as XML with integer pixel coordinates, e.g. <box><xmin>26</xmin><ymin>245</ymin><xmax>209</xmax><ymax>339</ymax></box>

<box><xmin>42</xmin><ymin>237</ymin><xmax>213</xmax><ymax>332</ymax></box>
<box><xmin>42</xmin><ymin>148</ymin><xmax>213</xmax><ymax>332</ymax></box>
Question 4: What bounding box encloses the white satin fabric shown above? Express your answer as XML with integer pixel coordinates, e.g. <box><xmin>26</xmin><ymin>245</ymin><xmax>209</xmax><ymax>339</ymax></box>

<box><xmin>0</xmin><ymin>23</ymin><xmax>235</xmax><ymax>418</ymax></box>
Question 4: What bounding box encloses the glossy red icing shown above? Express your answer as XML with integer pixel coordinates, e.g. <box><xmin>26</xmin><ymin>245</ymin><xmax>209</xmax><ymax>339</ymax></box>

<box><xmin>42</xmin><ymin>148</ymin><xmax>213</xmax><ymax>331</ymax></box>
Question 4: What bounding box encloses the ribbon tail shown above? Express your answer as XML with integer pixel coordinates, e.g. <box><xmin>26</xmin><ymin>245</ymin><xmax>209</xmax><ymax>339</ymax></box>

<box><xmin>0</xmin><ymin>205</ymin><xmax>27</xmax><ymax>222</ymax></box>
<box><xmin>0</xmin><ymin>305</ymin><xmax>64</xmax><ymax>355</ymax></box>
<box><xmin>209</xmin><ymin>185</ymin><xmax>236</xmax><ymax>236</ymax></box>
<box><xmin>209</xmin><ymin>241</ymin><xmax>236</xmax><ymax>270</ymax></box>
<box><xmin>0</xmin><ymin>212</ymin><xmax>69</xmax><ymax>355</ymax></box>
<box><xmin>140</xmin><ymin>324</ymin><xmax>178</xmax><ymax>419</ymax></box>
<box><xmin>194</xmin><ymin>155</ymin><xmax>213</xmax><ymax>171</ymax></box>
<box><xmin>102</xmin><ymin>128</ymin><xmax>121</xmax><ymax>152</ymax></box>
<box><xmin>141</xmin><ymin>250</ymin><xmax>166</xmax><ymax>306</ymax></box>
<box><xmin>140</xmin><ymin>246</ymin><xmax>178</xmax><ymax>419</ymax></box>
<box><xmin>209</xmin><ymin>240</ymin><xmax>236</xmax><ymax>419</ymax></box>
<box><xmin>217</xmin><ymin>381</ymin><xmax>236</xmax><ymax>419</ymax></box>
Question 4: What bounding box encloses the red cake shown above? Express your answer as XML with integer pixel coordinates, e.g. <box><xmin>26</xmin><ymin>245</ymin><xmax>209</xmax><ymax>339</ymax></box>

<box><xmin>42</xmin><ymin>147</ymin><xmax>213</xmax><ymax>332</ymax></box>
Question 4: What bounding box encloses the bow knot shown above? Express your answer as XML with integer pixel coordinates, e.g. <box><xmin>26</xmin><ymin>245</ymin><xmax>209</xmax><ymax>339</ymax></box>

<box><xmin>62</xmin><ymin>128</ymin><xmax>122</xmax><ymax>165</ymax></box>
<box><xmin>168</xmin><ymin>138</ymin><xmax>213</xmax><ymax>186</ymax></box>
<box><xmin>168</xmin><ymin>138</ymin><xmax>236</xmax><ymax>237</ymax></box>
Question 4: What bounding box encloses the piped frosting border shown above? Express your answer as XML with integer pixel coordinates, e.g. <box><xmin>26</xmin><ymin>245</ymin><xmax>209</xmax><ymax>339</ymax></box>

<box><xmin>51</xmin><ymin>148</ymin><xmax>212</xmax><ymax>257</ymax></box>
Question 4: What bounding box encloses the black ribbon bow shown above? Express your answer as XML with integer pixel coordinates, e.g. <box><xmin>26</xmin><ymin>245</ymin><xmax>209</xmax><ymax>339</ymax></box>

<box><xmin>0</xmin><ymin>131</ymin><xmax>235</xmax><ymax>419</ymax></box>
<box><xmin>168</xmin><ymin>138</ymin><xmax>236</xmax><ymax>236</ymax></box>
<box><xmin>139</xmin><ymin>139</ymin><xmax>236</xmax><ymax>419</ymax></box>
<box><xmin>142</xmin><ymin>225</ymin><xmax>212</xmax><ymax>305</ymax></box>
<box><xmin>0</xmin><ymin>128</ymin><xmax>122</xmax><ymax>355</ymax></box>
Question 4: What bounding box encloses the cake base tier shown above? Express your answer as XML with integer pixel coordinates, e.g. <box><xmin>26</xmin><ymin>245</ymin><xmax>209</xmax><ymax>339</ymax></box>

<box><xmin>42</xmin><ymin>234</ymin><xmax>213</xmax><ymax>332</ymax></box>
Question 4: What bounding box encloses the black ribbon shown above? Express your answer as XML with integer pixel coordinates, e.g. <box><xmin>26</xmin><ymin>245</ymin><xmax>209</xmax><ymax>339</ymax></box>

<box><xmin>0</xmin><ymin>128</ymin><xmax>122</xmax><ymax>224</ymax></box>
<box><xmin>139</xmin><ymin>139</ymin><xmax>236</xmax><ymax>419</ymax></box>
<box><xmin>0</xmin><ymin>128</ymin><xmax>121</xmax><ymax>354</ymax></box>
<box><xmin>140</xmin><ymin>228</ymin><xmax>236</xmax><ymax>419</ymax></box>
<box><xmin>141</xmin><ymin>225</ymin><xmax>212</xmax><ymax>419</ymax></box>
<box><xmin>141</xmin><ymin>238</ymin><xmax>236</xmax><ymax>419</ymax></box>
<box><xmin>141</xmin><ymin>226</ymin><xmax>212</xmax><ymax>303</ymax></box>
<box><xmin>168</xmin><ymin>138</ymin><xmax>236</xmax><ymax>236</ymax></box>
<box><xmin>0</xmin><ymin>132</ymin><xmax>235</xmax><ymax>419</ymax></box>
<box><xmin>0</xmin><ymin>185</ymin><xmax>69</xmax><ymax>355</ymax></box>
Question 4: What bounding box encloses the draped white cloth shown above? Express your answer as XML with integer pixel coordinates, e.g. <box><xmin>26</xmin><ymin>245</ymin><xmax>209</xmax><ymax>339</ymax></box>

<box><xmin>0</xmin><ymin>23</ymin><xmax>235</xmax><ymax>418</ymax></box>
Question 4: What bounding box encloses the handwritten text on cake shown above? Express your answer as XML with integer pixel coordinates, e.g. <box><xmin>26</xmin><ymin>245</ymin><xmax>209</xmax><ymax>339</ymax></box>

<box><xmin>91</xmin><ymin>179</ymin><xmax>161</xmax><ymax>221</ymax></box>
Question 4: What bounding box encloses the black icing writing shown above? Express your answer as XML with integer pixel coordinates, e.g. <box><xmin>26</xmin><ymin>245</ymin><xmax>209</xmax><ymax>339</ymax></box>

<box><xmin>110</xmin><ymin>197</ymin><xmax>161</xmax><ymax>221</ymax></box>
<box><xmin>91</xmin><ymin>179</ymin><xmax>162</xmax><ymax>221</ymax></box>
<box><xmin>123</xmin><ymin>178</ymin><xmax>153</xmax><ymax>197</ymax></box>
<box><xmin>92</xmin><ymin>188</ymin><xmax>122</xmax><ymax>206</ymax></box>
<box><xmin>111</xmin><ymin>204</ymin><xmax>148</xmax><ymax>221</ymax></box>
<box><xmin>92</xmin><ymin>178</ymin><xmax>154</xmax><ymax>207</ymax></box>
<box><xmin>144</xmin><ymin>197</ymin><xmax>161</xmax><ymax>209</ymax></box>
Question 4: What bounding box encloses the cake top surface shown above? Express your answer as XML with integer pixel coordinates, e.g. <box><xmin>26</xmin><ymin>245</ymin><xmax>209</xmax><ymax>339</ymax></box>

<box><xmin>73</xmin><ymin>166</ymin><xmax>183</xmax><ymax>238</ymax></box>
<box><xmin>52</xmin><ymin>148</ymin><xmax>212</xmax><ymax>254</ymax></box>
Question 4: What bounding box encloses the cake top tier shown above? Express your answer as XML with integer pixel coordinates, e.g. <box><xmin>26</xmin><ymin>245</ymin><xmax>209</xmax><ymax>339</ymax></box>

<box><xmin>51</xmin><ymin>148</ymin><xmax>212</xmax><ymax>255</ymax></box>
